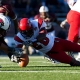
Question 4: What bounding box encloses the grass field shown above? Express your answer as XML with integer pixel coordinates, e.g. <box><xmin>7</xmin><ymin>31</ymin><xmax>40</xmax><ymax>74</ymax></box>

<box><xmin>0</xmin><ymin>56</ymin><xmax>80</xmax><ymax>80</ymax></box>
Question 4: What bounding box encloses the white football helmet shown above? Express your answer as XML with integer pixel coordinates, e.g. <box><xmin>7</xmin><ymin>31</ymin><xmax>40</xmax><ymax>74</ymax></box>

<box><xmin>0</xmin><ymin>14</ymin><xmax>10</xmax><ymax>30</ymax></box>
<box><xmin>39</xmin><ymin>6</ymin><xmax>49</xmax><ymax>12</ymax></box>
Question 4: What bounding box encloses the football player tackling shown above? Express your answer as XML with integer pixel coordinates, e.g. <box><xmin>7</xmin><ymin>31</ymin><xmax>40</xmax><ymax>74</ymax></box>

<box><xmin>14</xmin><ymin>17</ymin><xmax>80</xmax><ymax>66</ymax></box>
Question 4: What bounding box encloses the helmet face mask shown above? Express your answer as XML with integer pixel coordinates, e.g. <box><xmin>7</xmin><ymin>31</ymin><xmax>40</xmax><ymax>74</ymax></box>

<box><xmin>40</xmin><ymin>12</ymin><xmax>49</xmax><ymax>19</ymax></box>
<box><xmin>21</xmin><ymin>28</ymin><xmax>34</xmax><ymax>38</ymax></box>
<box><xmin>46</xmin><ymin>22</ymin><xmax>52</xmax><ymax>29</ymax></box>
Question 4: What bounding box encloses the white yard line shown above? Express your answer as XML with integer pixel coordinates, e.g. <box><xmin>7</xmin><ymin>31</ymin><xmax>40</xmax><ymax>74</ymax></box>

<box><xmin>0</xmin><ymin>70</ymin><xmax>80</xmax><ymax>73</ymax></box>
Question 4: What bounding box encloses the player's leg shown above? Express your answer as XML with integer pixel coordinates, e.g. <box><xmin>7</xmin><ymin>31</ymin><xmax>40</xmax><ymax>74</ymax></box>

<box><xmin>0</xmin><ymin>38</ymin><xmax>22</xmax><ymax>63</ymax></box>
<box><xmin>54</xmin><ymin>38</ymin><xmax>80</xmax><ymax>52</ymax></box>
<box><xmin>46</xmin><ymin>38</ymin><xmax>80</xmax><ymax>66</ymax></box>
<box><xmin>67</xmin><ymin>10</ymin><xmax>80</xmax><ymax>43</ymax></box>
<box><xmin>0</xmin><ymin>38</ymin><xmax>13</xmax><ymax>58</ymax></box>
<box><xmin>0</xmin><ymin>43</ymin><xmax>21</xmax><ymax>63</ymax></box>
<box><xmin>46</xmin><ymin>38</ymin><xmax>72</xmax><ymax>64</ymax></box>
<box><xmin>46</xmin><ymin>50</ymin><xmax>80</xmax><ymax>66</ymax></box>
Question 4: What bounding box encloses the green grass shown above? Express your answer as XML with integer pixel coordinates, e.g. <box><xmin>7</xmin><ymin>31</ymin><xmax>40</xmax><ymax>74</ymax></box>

<box><xmin>0</xmin><ymin>56</ymin><xmax>80</xmax><ymax>80</ymax></box>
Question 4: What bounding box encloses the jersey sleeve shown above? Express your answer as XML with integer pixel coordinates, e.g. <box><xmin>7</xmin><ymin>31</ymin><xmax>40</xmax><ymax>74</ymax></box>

<box><xmin>38</xmin><ymin>18</ymin><xmax>46</xmax><ymax>30</ymax></box>
<box><xmin>14</xmin><ymin>35</ymin><xmax>23</xmax><ymax>48</ymax></box>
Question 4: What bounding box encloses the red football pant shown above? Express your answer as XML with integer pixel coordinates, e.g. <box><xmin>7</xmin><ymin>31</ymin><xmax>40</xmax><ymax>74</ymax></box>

<box><xmin>46</xmin><ymin>38</ymin><xmax>80</xmax><ymax>64</ymax></box>
<box><xmin>67</xmin><ymin>10</ymin><xmax>80</xmax><ymax>43</ymax></box>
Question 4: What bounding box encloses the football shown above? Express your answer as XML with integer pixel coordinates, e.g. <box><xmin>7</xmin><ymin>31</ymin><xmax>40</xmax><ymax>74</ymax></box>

<box><xmin>18</xmin><ymin>54</ymin><xmax>29</xmax><ymax>67</ymax></box>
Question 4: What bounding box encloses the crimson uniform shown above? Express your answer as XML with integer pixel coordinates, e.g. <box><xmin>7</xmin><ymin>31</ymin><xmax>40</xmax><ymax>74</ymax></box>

<box><xmin>13</xmin><ymin>18</ymin><xmax>80</xmax><ymax>66</ymax></box>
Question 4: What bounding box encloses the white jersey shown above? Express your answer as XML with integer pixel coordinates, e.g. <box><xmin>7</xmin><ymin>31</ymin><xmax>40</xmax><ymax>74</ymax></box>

<box><xmin>14</xmin><ymin>19</ymin><xmax>56</xmax><ymax>54</ymax></box>
<box><xmin>67</xmin><ymin>0</ymin><xmax>77</xmax><ymax>9</ymax></box>
<box><xmin>71</xmin><ymin>0</ymin><xmax>80</xmax><ymax>13</ymax></box>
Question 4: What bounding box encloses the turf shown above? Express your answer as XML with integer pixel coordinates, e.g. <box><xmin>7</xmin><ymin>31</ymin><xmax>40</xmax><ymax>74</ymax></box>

<box><xmin>0</xmin><ymin>56</ymin><xmax>80</xmax><ymax>80</ymax></box>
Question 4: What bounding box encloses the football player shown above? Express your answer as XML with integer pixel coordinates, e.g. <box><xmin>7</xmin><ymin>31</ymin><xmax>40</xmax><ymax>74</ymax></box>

<box><xmin>0</xmin><ymin>1</ymin><xmax>28</xmax><ymax>68</ymax></box>
<box><xmin>34</xmin><ymin>6</ymin><xmax>67</xmax><ymax>63</ymax></box>
<box><xmin>0</xmin><ymin>14</ymin><xmax>23</xmax><ymax>66</ymax></box>
<box><xmin>66</xmin><ymin>0</ymin><xmax>78</xmax><ymax>43</ymax></box>
<box><xmin>66</xmin><ymin>0</ymin><xmax>80</xmax><ymax>60</ymax></box>
<box><xmin>35</xmin><ymin>5</ymin><xmax>67</xmax><ymax>38</ymax></box>
<box><xmin>60</xmin><ymin>0</ymin><xmax>80</xmax><ymax>60</ymax></box>
<box><xmin>14</xmin><ymin>17</ymin><xmax>80</xmax><ymax>66</ymax></box>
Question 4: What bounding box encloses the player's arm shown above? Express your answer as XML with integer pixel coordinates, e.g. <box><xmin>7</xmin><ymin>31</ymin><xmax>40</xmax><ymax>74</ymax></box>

<box><xmin>60</xmin><ymin>19</ymin><xmax>67</xmax><ymax>28</ymax></box>
<box><xmin>14</xmin><ymin>35</ymin><xmax>29</xmax><ymax>55</ymax></box>
<box><xmin>6</xmin><ymin>4</ymin><xmax>18</xmax><ymax>34</ymax></box>
<box><xmin>0</xmin><ymin>42</ymin><xmax>19</xmax><ymax>55</ymax></box>
<box><xmin>10</xmin><ymin>12</ymin><xmax>18</xmax><ymax>34</ymax></box>
<box><xmin>36</xmin><ymin>20</ymin><xmax>47</xmax><ymax>41</ymax></box>
<box><xmin>12</xmin><ymin>16</ymin><xmax>18</xmax><ymax>34</ymax></box>
<box><xmin>36</xmin><ymin>27</ymin><xmax>47</xmax><ymax>41</ymax></box>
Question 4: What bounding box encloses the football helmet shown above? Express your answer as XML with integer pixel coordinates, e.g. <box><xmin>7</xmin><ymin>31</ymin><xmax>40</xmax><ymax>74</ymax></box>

<box><xmin>0</xmin><ymin>14</ymin><xmax>10</xmax><ymax>37</ymax></box>
<box><xmin>0</xmin><ymin>14</ymin><xmax>10</xmax><ymax>30</ymax></box>
<box><xmin>39</xmin><ymin>6</ymin><xmax>49</xmax><ymax>12</ymax></box>
<box><xmin>19</xmin><ymin>18</ymin><xmax>33</xmax><ymax>38</ymax></box>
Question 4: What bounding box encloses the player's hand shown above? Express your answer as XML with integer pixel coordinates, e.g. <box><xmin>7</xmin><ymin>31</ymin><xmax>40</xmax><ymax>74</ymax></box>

<box><xmin>23</xmin><ymin>39</ymin><xmax>37</xmax><ymax>47</ymax></box>
<box><xmin>60</xmin><ymin>19</ymin><xmax>67</xmax><ymax>29</ymax></box>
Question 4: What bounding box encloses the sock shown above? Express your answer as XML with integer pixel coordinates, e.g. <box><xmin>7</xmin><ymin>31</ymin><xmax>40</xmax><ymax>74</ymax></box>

<box><xmin>7</xmin><ymin>47</ymin><xmax>15</xmax><ymax>59</ymax></box>
<box><xmin>7</xmin><ymin>52</ymin><xmax>13</xmax><ymax>59</ymax></box>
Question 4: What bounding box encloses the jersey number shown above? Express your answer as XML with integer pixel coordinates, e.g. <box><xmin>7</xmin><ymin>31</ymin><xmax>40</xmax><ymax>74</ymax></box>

<box><xmin>33</xmin><ymin>37</ymin><xmax>49</xmax><ymax>49</ymax></box>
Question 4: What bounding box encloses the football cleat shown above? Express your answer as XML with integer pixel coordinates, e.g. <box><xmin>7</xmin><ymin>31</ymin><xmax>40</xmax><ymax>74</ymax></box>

<box><xmin>68</xmin><ymin>52</ymin><xmax>75</xmax><ymax>59</ymax></box>
<box><xmin>10</xmin><ymin>55</ymin><xmax>20</xmax><ymax>63</ymax></box>
<box><xmin>75</xmin><ymin>52</ymin><xmax>80</xmax><ymax>62</ymax></box>
<box><xmin>8</xmin><ymin>47</ymin><xmax>23</xmax><ymax>63</ymax></box>
<box><xmin>44</xmin><ymin>54</ymin><xmax>60</xmax><ymax>64</ymax></box>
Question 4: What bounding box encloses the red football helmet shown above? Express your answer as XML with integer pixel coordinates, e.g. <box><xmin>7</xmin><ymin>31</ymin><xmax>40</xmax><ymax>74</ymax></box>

<box><xmin>19</xmin><ymin>18</ymin><xmax>33</xmax><ymax>38</ymax></box>
<box><xmin>19</xmin><ymin>18</ymin><xmax>31</xmax><ymax>31</ymax></box>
